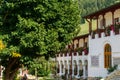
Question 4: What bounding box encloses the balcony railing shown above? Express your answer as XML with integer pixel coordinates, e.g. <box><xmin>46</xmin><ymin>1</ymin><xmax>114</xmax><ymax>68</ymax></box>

<box><xmin>92</xmin><ymin>23</ymin><xmax>120</xmax><ymax>39</ymax></box>
<box><xmin>58</xmin><ymin>47</ymin><xmax>89</xmax><ymax>57</ymax></box>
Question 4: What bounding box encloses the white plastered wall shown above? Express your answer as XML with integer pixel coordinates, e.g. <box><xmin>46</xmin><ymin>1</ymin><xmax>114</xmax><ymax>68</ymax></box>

<box><xmin>88</xmin><ymin>8</ymin><xmax>120</xmax><ymax>78</ymax></box>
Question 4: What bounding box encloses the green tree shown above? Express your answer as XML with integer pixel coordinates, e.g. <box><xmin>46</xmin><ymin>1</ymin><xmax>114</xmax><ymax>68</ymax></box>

<box><xmin>0</xmin><ymin>0</ymin><xmax>80</xmax><ymax>80</ymax></box>
<box><xmin>29</xmin><ymin>57</ymin><xmax>54</xmax><ymax>77</ymax></box>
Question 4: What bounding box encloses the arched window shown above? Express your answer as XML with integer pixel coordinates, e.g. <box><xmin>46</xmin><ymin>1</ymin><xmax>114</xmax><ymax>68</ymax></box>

<box><xmin>57</xmin><ymin>64</ymin><xmax>59</xmax><ymax>73</ymax></box>
<box><xmin>104</xmin><ymin>44</ymin><xmax>112</xmax><ymax>68</ymax></box>
<box><xmin>74</xmin><ymin>60</ymin><xmax>77</xmax><ymax>75</ymax></box>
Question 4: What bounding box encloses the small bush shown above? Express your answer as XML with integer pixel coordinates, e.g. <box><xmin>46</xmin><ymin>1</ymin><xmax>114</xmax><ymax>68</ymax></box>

<box><xmin>107</xmin><ymin>65</ymin><xmax>117</xmax><ymax>74</ymax></box>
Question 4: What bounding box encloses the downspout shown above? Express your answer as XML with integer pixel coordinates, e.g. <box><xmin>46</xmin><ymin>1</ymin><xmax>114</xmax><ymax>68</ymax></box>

<box><xmin>111</xmin><ymin>10</ymin><xmax>115</xmax><ymax>32</ymax></box>
<box><xmin>96</xmin><ymin>16</ymin><xmax>99</xmax><ymax>33</ymax></box>
<box><xmin>112</xmin><ymin>10</ymin><xmax>115</xmax><ymax>25</ymax></box>
<box><xmin>86</xmin><ymin>18</ymin><xmax>92</xmax><ymax>35</ymax></box>
<box><xmin>102</xmin><ymin>13</ymin><xmax>106</xmax><ymax>30</ymax></box>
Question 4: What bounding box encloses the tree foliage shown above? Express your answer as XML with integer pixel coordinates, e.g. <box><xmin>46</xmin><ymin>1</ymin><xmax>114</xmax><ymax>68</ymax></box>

<box><xmin>0</xmin><ymin>0</ymin><xmax>80</xmax><ymax>80</ymax></box>
<box><xmin>29</xmin><ymin>57</ymin><xmax>54</xmax><ymax>77</ymax></box>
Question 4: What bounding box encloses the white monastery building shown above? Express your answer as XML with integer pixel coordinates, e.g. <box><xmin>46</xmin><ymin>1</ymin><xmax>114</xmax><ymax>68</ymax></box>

<box><xmin>56</xmin><ymin>2</ymin><xmax>120</xmax><ymax>79</ymax></box>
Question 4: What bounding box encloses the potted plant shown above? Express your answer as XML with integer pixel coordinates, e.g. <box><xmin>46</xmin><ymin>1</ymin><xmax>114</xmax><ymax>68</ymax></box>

<box><xmin>76</xmin><ymin>47</ymin><xmax>83</xmax><ymax>55</ymax></box>
<box><xmin>83</xmin><ymin>47</ymin><xmax>88</xmax><ymax>55</ymax></box>
<box><xmin>115</xmin><ymin>22</ymin><xmax>120</xmax><ymax>34</ymax></box>
<box><xmin>105</xmin><ymin>26</ymin><xmax>111</xmax><ymax>36</ymax></box>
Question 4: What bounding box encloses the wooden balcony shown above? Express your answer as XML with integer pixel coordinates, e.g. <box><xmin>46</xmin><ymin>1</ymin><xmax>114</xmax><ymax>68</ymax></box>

<box><xmin>92</xmin><ymin>23</ymin><xmax>120</xmax><ymax>39</ymax></box>
<box><xmin>58</xmin><ymin>46</ymin><xmax>89</xmax><ymax>57</ymax></box>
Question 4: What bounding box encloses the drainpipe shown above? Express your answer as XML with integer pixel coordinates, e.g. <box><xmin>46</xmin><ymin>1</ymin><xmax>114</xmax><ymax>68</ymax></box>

<box><xmin>111</xmin><ymin>10</ymin><xmax>115</xmax><ymax>33</ymax></box>
<box><xmin>102</xmin><ymin>14</ymin><xmax>105</xmax><ymax>29</ymax></box>
<box><xmin>86</xmin><ymin>18</ymin><xmax>92</xmax><ymax>35</ymax></box>
<box><xmin>111</xmin><ymin>10</ymin><xmax>115</xmax><ymax>25</ymax></box>
<box><xmin>96</xmin><ymin>16</ymin><xmax>99</xmax><ymax>33</ymax></box>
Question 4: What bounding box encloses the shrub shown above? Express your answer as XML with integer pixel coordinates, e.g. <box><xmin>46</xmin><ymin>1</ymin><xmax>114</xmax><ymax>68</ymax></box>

<box><xmin>107</xmin><ymin>65</ymin><xmax>118</xmax><ymax>74</ymax></box>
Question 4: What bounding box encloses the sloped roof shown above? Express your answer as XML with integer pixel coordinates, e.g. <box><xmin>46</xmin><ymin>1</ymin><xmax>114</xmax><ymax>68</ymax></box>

<box><xmin>84</xmin><ymin>2</ymin><xmax>120</xmax><ymax>19</ymax></box>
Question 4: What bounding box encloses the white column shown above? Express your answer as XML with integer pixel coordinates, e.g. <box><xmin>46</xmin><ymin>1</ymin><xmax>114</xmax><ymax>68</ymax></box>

<box><xmin>72</xmin><ymin>65</ymin><xmax>74</xmax><ymax>77</ymax></box>
<box><xmin>83</xmin><ymin>65</ymin><xmax>86</xmax><ymax>79</ymax></box>
<box><xmin>62</xmin><ymin>61</ymin><xmax>65</xmax><ymax>75</ymax></box>
<box><xmin>77</xmin><ymin>65</ymin><xmax>80</xmax><ymax>77</ymax></box>
<box><xmin>82</xmin><ymin>59</ymin><xmax>86</xmax><ymax>79</ymax></box>
<box><xmin>59</xmin><ymin>63</ymin><xmax>62</xmax><ymax>76</ymax></box>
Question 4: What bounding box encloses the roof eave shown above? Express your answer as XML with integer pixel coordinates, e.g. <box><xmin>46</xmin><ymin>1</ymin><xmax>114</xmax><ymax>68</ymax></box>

<box><xmin>83</xmin><ymin>2</ymin><xmax>120</xmax><ymax>19</ymax></box>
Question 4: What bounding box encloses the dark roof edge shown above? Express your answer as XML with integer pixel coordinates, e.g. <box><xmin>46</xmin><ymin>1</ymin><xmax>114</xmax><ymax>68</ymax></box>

<box><xmin>83</xmin><ymin>2</ymin><xmax>120</xmax><ymax>19</ymax></box>
<box><xmin>73</xmin><ymin>33</ymin><xmax>89</xmax><ymax>40</ymax></box>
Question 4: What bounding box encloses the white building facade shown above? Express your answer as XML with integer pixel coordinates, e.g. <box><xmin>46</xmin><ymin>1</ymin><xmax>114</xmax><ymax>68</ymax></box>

<box><xmin>56</xmin><ymin>3</ymin><xmax>120</xmax><ymax>79</ymax></box>
<box><xmin>56</xmin><ymin>34</ymin><xmax>89</xmax><ymax>79</ymax></box>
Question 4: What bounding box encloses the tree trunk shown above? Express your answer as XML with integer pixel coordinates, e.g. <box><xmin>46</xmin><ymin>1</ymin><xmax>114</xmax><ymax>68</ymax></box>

<box><xmin>4</xmin><ymin>68</ymin><xmax>19</xmax><ymax>80</ymax></box>
<box><xmin>3</xmin><ymin>58</ymin><xmax>20</xmax><ymax>80</ymax></box>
